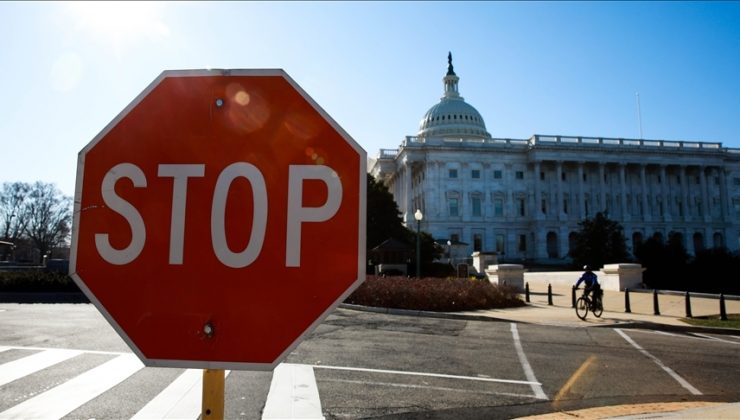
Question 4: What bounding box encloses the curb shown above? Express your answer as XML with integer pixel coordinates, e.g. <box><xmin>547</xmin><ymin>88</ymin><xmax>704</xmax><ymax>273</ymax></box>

<box><xmin>338</xmin><ymin>303</ymin><xmax>508</xmax><ymax>323</ymax></box>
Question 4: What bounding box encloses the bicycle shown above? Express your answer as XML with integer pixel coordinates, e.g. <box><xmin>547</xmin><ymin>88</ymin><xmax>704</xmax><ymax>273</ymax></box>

<box><xmin>574</xmin><ymin>288</ymin><xmax>603</xmax><ymax>320</ymax></box>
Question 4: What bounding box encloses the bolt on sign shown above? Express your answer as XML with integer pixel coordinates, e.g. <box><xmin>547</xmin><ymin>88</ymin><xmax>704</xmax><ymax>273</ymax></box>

<box><xmin>70</xmin><ymin>69</ymin><xmax>367</xmax><ymax>370</ymax></box>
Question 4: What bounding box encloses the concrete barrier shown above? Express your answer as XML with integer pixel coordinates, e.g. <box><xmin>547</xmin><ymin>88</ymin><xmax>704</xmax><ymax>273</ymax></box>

<box><xmin>485</xmin><ymin>264</ymin><xmax>525</xmax><ymax>290</ymax></box>
<box><xmin>522</xmin><ymin>263</ymin><xmax>645</xmax><ymax>291</ymax></box>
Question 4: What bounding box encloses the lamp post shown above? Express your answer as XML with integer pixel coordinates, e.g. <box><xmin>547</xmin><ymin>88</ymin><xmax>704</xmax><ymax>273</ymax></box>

<box><xmin>414</xmin><ymin>209</ymin><xmax>423</xmax><ymax>278</ymax></box>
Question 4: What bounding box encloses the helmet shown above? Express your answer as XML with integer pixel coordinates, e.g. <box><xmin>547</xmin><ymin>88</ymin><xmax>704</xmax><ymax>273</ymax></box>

<box><xmin>583</xmin><ymin>265</ymin><xmax>591</xmax><ymax>271</ymax></box>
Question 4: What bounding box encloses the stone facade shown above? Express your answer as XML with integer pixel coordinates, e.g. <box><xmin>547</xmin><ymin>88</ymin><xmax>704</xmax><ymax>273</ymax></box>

<box><xmin>370</xmin><ymin>55</ymin><xmax>740</xmax><ymax>265</ymax></box>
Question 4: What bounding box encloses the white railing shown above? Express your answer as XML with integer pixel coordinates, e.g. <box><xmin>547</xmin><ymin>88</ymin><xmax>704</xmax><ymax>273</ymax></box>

<box><xmin>530</xmin><ymin>135</ymin><xmax>724</xmax><ymax>150</ymax></box>
<box><xmin>381</xmin><ymin>134</ymin><xmax>733</xmax><ymax>156</ymax></box>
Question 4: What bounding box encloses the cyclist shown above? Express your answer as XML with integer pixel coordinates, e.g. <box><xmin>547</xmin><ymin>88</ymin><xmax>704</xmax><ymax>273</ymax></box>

<box><xmin>575</xmin><ymin>265</ymin><xmax>601</xmax><ymax>305</ymax></box>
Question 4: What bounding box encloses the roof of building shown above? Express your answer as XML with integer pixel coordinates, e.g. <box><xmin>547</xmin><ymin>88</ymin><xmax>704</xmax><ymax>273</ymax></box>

<box><xmin>416</xmin><ymin>52</ymin><xmax>491</xmax><ymax>140</ymax></box>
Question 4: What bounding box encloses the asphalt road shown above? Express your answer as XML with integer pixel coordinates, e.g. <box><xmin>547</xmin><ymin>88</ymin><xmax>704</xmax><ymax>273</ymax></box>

<box><xmin>0</xmin><ymin>303</ymin><xmax>738</xmax><ymax>419</ymax></box>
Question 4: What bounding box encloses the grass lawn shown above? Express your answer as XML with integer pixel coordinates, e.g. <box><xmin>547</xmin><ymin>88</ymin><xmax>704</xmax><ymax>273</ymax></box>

<box><xmin>682</xmin><ymin>314</ymin><xmax>740</xmax><ymax>329</ymax></box>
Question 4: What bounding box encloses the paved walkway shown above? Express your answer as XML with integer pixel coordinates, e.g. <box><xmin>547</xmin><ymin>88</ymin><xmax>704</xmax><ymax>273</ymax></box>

<box><xmin>344</xmin><ymin>281</ymin><xmax>740</xmax><ymax>419</ymax></box>
<box><xmin>454</xmin><ymin>280</ymin><xmax>740</xmax><ymax>331</ymax></box>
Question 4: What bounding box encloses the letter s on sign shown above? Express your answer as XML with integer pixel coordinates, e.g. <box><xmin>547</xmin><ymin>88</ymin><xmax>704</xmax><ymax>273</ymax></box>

<box><xmin>95</xmin><ymin>163</ymin><xmax>147</xmax><ymax>265</ymax></box>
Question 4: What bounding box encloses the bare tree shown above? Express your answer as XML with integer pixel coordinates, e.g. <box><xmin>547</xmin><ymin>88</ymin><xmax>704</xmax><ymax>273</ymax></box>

<box><xmin>24</xmin><ymin>182</ymin><xmax>72</xmax><ymax>261</ymax></box>
<box><xmin>0</xmin><ymin>182</ymin><xmax>32</xmax><ymax>241</ymax></box>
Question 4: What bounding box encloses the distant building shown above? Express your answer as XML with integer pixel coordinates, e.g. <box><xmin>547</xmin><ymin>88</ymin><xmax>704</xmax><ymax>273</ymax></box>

<box><xmin>370</xmin><ymin>53</ymin><xmax>740</xmax><ymax>264</ymax></box>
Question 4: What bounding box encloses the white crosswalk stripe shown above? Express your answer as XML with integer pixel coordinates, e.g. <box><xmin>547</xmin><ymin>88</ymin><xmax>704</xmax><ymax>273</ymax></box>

<box><xmin>262</xmin><ymin>363</ymin><xmax>324</xmax><ymax>420</ymax></box>
<box><xmin>131</xmin><ymin>369</ymin><xmax>231</xmax><ymax>419</ymax></box>
<box><xmin>0</xmin><ymin>349</ymin><xmax>82</xmax><ymax>387</ymax></box>
<box><xmin>0</xmin><ymin>353</ymin><xmax>144</xmax><ymax>419</ymax></box>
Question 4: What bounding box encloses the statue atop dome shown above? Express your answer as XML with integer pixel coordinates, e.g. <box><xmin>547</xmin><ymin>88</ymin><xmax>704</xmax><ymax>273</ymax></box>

<box><xmin>447</xmin><ymin>51</ymin><xmax>456</xmax><ymax>76</ymax></box>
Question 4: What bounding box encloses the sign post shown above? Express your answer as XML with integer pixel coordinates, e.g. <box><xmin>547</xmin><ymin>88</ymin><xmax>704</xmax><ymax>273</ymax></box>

<box><xmin>70</xmin><ymin>69</ymin><xmax>366</xmax><ymax>412</ymax></box>
<box><xmin>202</xmin><ymin>369</ymin><xmax>225</xmax><ymax>419</ymax></box>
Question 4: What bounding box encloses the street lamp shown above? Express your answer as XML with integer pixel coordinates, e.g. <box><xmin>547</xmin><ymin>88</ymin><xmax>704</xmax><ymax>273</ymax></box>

<box><xmin>414</xmin><ymin>209</ymin><xmax>423</xmax><ymax>278</ymax></box>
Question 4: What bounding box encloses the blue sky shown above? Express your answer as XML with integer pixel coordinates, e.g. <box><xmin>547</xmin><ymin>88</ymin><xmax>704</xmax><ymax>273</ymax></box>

<box><xmin>1</xmin><ymin>1</ymin><xmax>739</xmax><ymax>197</ymax></box>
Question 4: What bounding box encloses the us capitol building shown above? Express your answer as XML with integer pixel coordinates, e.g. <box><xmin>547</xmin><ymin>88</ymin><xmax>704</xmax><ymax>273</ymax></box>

<box><xmin>370</xmin><ymin>54</ymin><xmax>740</xmax><ymax>264</ymax></box>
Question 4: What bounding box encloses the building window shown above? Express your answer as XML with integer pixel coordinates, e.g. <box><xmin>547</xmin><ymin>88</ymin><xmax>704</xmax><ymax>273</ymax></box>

<box><xmin>473</xmin><ymin>234</ymin><xmax>483</xmax><ymax>252</ymax></box>
<box><xmin>734</xmin><ymin>199</ymin><xmax>740</xmax><ymax>219</ymax></box>
<box><xmin>493</xmin><ymin>170</ymin><xmax>502</xmax><ymax>179</ymax></box>
<box><xmin>540</xmin><ymin>172</ymin><xmax>545</xmax><ymax>181</ymax></box>
<box><xmin>734</xmin><ymin>177</ymin><xmax>740</xmax><ymax>186</ymax></box>
<box><xmin>518</xmin><ymin>234</ymin><xmax>527</xmax><ymax>252</ymax></box>
<box><xmin>562</xmin><ymin>172</ymin><xmax>566</xmax><ymax>181</ymax></box>
<box><xmin>541</xmin><ymin>199</ymin><xmax>547</xmax><ymax>215</ymax></box>
<box><xmin>494</xmin><ymin>198</ymin><xmax>504</xmax><ymax>217</ymax></box>
<box><xmin>449</xmin><ymin>169</ymin><xmax>458</xmax><ymax>179</ymax></box>
<box><xmin>563</xmin><ymin>199</ymin><xmax>568</xmax><ymax>214</ymax></box>
<box><xmin>471</xmin><ymin>169</ymin><xmax>481</xmax><ymax>179</ymax></box>
<box><xmin>472</xmin><ymin>197</ymin><xmax>482</xmax><ymax>217</ymax></box>
<box><xmin>449</xmin><ymin>198</ymin><xmax>459</xmax><ymax>217</ymax></box>
<box><xmin>496</xmin><ymin>234</ymin><xmax>505</xmax><ymax>253</ymax></box>
<box><xmin>583</xmin><ymin>173</ymin><xmax>587</xmax><ymax>182</ymax></box>
<box><xmin>515</xmin><ymin>171</ymin><xmax>524</xmax><ymax>180</ymax></box>
<box><xmin>450</xmin><ymin>233</ymin><xmax>460</xmax><ymax>243</ymax></box>
<box><xmin>518</xmin><ymin>198</ymin><xmax>526</xmax><ymax>216</ymax></box>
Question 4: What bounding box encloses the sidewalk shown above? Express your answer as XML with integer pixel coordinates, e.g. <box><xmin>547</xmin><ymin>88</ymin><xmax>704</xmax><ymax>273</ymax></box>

<box><xmin>464</xmin><ymin>279</ymin><xmax>740</xmax><ymax>331</ymax></box>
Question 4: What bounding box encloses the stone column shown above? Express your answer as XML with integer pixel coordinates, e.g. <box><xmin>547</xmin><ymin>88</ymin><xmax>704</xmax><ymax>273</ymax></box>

<box><xmin>700</xmin><ymin>166</ymin><xmax>710</xmax><ymax>222</ymax></box>
<box><xmin>619</xmin><ymin>163</ymin><xmax>628</xmax><ymax>221</ymax></box>
<box><xmin>534</xmin><ymin>161</ymin><xmax>543</xmax><ymax>220</ymax></box>
<box><xmin>680</xmin><ymin>165</ymin><xmax>690</xmax><ymax>222</ymax></box>
<box><xmin>577</xmin><ymin>162</ymin><xmax>586</xmax><ymax>219</ymax></box>
<box><xmin>720</xmin><ymin>168</ymin><xmax>731</xmax><ymax>221</ymax></box>
<box><xmin>403</xmin><ymin>161</ymin><xmax>412</xmax><ymax>224</ymax></box>
<box><xmin>556</xmin><ymin>161</ymin><xmax>564</xmax><ymax>220</ymax></box>
<box><xmin>640</xmin><ymin>164</ymin><xmax>650</xmax><ymax>222</ymax></box>
<box><xmin>660</xmin><ymin>165</ymin><xmax>671</xmax><ymax>222</ymax></box>
<box><xmin>461</xmin><ymin>162</ymin><xmax>469</xmax><ymax>221</ymax></box>
<box><xmin>506</xmin><ymin>163</ymin><xmax>515</xmax><ymax>220</ymax></box>
<box><xmin>599</xmin><ymin>162</ymin><xmax>607</xmax><ymax>213</ymax></box>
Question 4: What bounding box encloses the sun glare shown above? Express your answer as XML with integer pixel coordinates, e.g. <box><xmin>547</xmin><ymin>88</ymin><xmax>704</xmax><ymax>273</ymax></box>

<box><xmin>66</xmin><ymin>1</ymin><xmax>169</xmax><ymax>49</ymax></box>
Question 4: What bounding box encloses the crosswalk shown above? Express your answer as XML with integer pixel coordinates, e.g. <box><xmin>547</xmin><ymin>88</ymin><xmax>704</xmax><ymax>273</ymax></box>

<box><xmin>0</xmin><ymin>345</ymin><xmax>339</xmax><ymax>420</ymax></box>
<box><xmin>0</xmin><ymin>346</ymin><xmax>276</xmax><ymax>420</ymax></box>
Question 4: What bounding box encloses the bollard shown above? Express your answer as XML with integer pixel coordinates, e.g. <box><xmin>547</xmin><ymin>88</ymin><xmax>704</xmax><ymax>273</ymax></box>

<box><xmin>720</xmin><ymin>294</ymin><xmax>728</xmax><ymax>321</ymax></box>
<box><xmin>685</xmin><ymin>291</ymin><xmax>692</xmax><ymax>318</ymax></box>
<box><xmin>571</xmin><ymin>286</ymin><xmax>576</xmax><ymax>308</ymax></box>
<box><xmin>653</xmin><ymin>289</ymin><xmax>660</xmax><ymax>316</ymax></box>
<box><xmin>525</xmin><ymin>282</ymin><xmax>530</xmax><ymax>303</ymax></box>
<box><xmin>547</xmin><ymin>284</ymin><xmax>553</xmax><ymax>306</ymax></box>
<box><xmin>625</xmin><ymin>288</ymin><xmax>631</xmax><ymax>313</ymax></box>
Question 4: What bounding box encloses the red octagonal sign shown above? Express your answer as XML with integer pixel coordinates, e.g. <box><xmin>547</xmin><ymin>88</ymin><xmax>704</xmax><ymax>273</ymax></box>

<box><xmin>70</xmin><ymin>69</ymin><xmax>366</xmax><ymax>370</ymax></box>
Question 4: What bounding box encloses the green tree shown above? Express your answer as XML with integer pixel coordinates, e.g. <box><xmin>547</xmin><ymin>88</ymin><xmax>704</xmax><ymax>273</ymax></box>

<box><xmin>569</xmin><ymin>212</ymin><xmax>629</xmax><ymax>269</ymax></box>
<box><xmin>365</xmin><ymin>174</ymin><xmax>442</xmax><ymax>269</ymax></box>
<box><xmin>366</xmin><ymin>173</ymin><xmax>407</xmax><ymax>250</ymax></box>
<box><xmin>634</xmin><ymin>231</ymin><xmax>690</xmax><ymax>289</ymax></box>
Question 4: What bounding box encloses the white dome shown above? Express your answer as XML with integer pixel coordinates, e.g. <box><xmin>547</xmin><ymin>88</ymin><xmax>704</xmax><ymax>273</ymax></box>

<box><xmin>417</xmin><ymin>53</ymin><xmax>491</xmax><ymax>139</ymax></box>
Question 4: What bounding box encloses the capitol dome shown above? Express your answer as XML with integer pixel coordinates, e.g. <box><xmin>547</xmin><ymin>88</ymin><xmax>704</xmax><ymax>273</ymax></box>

<box><xmin>417</xmin><ymin>53</ymin><xmax>491</xmax><ymax>139</ymax></box>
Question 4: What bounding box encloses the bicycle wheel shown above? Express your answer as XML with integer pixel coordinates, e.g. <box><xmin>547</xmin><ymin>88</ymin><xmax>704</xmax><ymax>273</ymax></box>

<box><xmin>575</xmin><ymin>297</ymin><xmax>589</xmax><ymax>320</ymax></box>
<box><xmin>592</xmin><ymin>299</ymin><xmax>603</xmax><ymax>318</ymax></box>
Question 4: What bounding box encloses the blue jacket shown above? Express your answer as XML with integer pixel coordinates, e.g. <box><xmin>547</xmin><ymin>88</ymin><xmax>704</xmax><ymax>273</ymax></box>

<box><xmin>576</xmin><ymin>271</ymin><xmax>598</xmax><ymax>288</ymax></box>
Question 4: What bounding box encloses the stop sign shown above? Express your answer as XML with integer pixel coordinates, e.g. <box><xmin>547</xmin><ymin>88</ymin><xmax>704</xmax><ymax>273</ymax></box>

<box><xmin>70</xmin><ymin>69</ymin><xmax>366</xmax><ymax>370</ymax></box>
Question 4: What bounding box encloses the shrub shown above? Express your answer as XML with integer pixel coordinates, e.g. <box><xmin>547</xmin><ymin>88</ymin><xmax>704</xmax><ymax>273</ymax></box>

<box><xmin>345</xmin><ymin>275</ymin><xmax>525</xmax><ymax>312</ymax></box>
<box><xmin>0</xmin><ymin>270</ymin><xmax>81</xmax><ymax>293</ymax></box>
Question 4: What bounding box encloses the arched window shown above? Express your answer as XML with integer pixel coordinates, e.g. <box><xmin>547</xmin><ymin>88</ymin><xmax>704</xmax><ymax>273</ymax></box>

<box><xmin>693</xmin><ymin>232</ymin><xmax>704</xmax><ymax>252</ymax></box>
<box><xmin>713</xmin><ymin>232</ymin><xmax>724</xmax><ymax>248</ymax></box>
